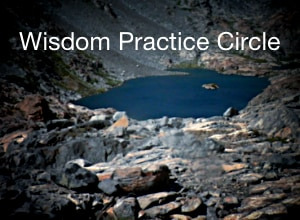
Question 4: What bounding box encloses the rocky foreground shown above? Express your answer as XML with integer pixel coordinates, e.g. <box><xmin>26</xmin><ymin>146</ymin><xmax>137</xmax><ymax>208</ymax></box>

<box><xmin>0</xmin><ymin>71</ymin><xmax>299</xmax><ymax>219</ymax></box>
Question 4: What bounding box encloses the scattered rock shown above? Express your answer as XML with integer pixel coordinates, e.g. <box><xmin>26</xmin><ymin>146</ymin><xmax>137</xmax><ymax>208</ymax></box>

<box><xmin>223</xmin><ymin>196</ymin><xmax>239</xmax><ymax>208</ymax></box>
<box><xmin>106</xmin><ymin>115</ymin><xmax>129</xmax><ymax>135</ymax></box>
<box><xmin>113</xmin><ymin>197</ymin><xmax>139</xmax><ymax>220</ymax></box>
<box><xmin>244</xmin><ymin>203</ymin><xmax>287</xmax><ymax>219</ymax></box>
<box><xmin>181</xmin><ymin>197</ymin><xmax>202</xmax><ymax>213</ymax></box>
<box><xmin>143</xmin><ymin>201</ymin><xmax>181</xmax><ymax>218</ymax></box>
<box><xmin>46</xmin><ymin>119</ymin><xmax>74</xmax><ymax>131</ymax></box>
<box><xmin>239</xmin><ymin>193</ymin><xmax>287</xmax><ymax>212</ymax></box>
<box><xmin>160</xmin><ymin>116</ymin><xmax>169</xmax><ymax>127</ymax></box>
<box><xmin>240</xmin><ymin>173</ymin><xmax>264</xmax><ymax>184</ymax></box>
<box><xmin>112</xmin><ymin>165</ymin><xmax>170</xmax><ymax>194</ymax></box>
<box><xmin>170</xmin><ymin>214</ymin><xmax>192</xmax><ymax>220</ymax></box>
<box><xmin>202</xmin><ymin>138</ymin><xmax>224</xmax><ymax>153</ymax></box>
<box><xmin>0</xmin><ymin>130</ymin><xmax>31</xmax><ymax>152</ymax></box>
<box><xmin>98</xmin><ymin>179</ymin><xmax>119</xmax><ymax>195</ymax></box>
<box><xmin>112</xmin><ymin>111</ymin><xmax>127</xmax><ymax>121</ymax></box>
<box><xmin>137</xmin><ymin>191</ymin><xmax>177</xmax><ymax>210</ymax></box>
<box><xmin>223</xmin><ymin>214</ymin><xmax>243</xmax><ymax>220</ymax></box>
<box><xmin>222</xmin><ymin>163</ymin><xmax>247</xmax><ymax>173</ymax></box>
<box><xmin>89</xmin><ymin>114</ymin><xmax>108</xmax><ymax>122</ymax></box>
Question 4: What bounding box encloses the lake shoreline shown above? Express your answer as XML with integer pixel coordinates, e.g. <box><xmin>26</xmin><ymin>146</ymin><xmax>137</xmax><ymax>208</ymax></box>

<box><xmin>74</xmin><ymin>68</ymin><xmax>269</xmax><ymax>120</ymax></box>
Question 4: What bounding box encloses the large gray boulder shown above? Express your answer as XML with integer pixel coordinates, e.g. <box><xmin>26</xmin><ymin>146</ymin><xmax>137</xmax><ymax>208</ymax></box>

<box><xmin>59</xmin><ymin>161</ymin><xmax>98</xmax><ymax>191</ymax></box>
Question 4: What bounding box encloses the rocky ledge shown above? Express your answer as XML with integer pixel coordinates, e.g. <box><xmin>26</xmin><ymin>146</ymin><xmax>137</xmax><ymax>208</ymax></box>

<box><xmin>0</xmin><ymin>71</ymin><xmax>299</xmax><ymax>219</ymax></box>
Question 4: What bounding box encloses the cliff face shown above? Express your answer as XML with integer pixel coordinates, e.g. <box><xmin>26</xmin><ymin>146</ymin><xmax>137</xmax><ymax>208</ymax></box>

<box><xmin>2</xmin><ymin>0</ymin><xmax>300</xmax><ymax>77</ymax></box>
<box><xmin>0</xmin><ymin>0</ymin><xmax>300</xmax><ymax>219</ymax></box>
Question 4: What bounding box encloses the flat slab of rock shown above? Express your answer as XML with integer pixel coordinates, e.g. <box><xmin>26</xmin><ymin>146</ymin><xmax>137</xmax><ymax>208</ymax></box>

<box><xmin>143</xmin><ymin>201</ymin><xmax>181</xmax><ymax>218</ymax></box>
<box><xmin>113</xmin><ymin>165</ymin><xmax>170</xmax><ymax>194</ymax></box>
<box><xmin>137</xmin><ymin>191</ymin><xmax>177</xmax><ymax>210</ymax></box>
<box><xmin>181</xmin><ymin>197</ymin><xmax>202</xmax><ymax>213</ymax></box>
<box><xmin>240</xmin><ymin>173</ymin><xmax>263</xmax><ymax>184</ymax></box>
<box><xmin>244</xmin><ymin>203</ymin><xmax>287</xmax><ymax>219</ymax></box>
<box><xmin>96</xmin><ymin>165</ymin><xmax>170</xmax><ymax>195</ymax></box>
<box><xmin>222</xmin><ymin>163</ymin><xmax>247</xmax><ymax>172</ymax></box>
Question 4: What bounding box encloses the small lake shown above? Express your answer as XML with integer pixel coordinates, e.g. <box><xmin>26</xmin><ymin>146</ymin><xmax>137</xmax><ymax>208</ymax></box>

<box><xmin>74</xmin><ymin>69</ymin><xmax>269</xmax><ymax>120</ymax></box>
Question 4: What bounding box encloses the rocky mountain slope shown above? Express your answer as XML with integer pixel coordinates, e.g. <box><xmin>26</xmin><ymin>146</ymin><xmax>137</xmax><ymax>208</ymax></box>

<box><xmin>0</xmin><ymin>0</ymin><xmax>299</xmax><ymax>219</ymax></box>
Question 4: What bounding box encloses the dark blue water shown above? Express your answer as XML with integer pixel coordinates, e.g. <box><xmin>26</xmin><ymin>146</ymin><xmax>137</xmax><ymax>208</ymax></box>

<box><xmin>74</xmin><ymin>69</ymin><xmax>269</xmax><ymax>120</ymax></box>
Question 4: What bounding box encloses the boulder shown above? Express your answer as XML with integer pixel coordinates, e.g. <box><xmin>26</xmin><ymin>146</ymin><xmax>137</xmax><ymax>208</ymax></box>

<box><xmin>59</xmin><ymin>162</ymin><xmax>98</xmax><ymax>191</ymax></box>
<box><xmin>223</xmin><ymin>107</ymin><xmax>239</xmax><ymax>117</ymax></box>
<box><xmin>98</xmin><ymin>179</ymin><xmax>119</xmax><ymax>195</ymax></box>
<box><xmin>181</xmin><ymin>197</ymin><xmax>203</xmax><ymax>213</ymax></box>
<box><xmin>113</xmin><ymin>165</ymin><xmax>170</xmax><ymax>194</ymax></box>
<box><xmin>113</xmin><ymin>197</ymin><xmax>139</xmax><ymax>220</ymax></box>
<box><xmin>113</xmin><ymin>111</ymin><xmax>127</xmax><ymax>121</ymax></box>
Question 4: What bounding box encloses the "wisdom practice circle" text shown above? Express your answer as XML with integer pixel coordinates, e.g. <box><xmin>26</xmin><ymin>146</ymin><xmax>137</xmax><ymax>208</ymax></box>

<box><xmin>19</xmin><ymin>31</ymin><xmax>280</xmax><ymax>52</ymax></box>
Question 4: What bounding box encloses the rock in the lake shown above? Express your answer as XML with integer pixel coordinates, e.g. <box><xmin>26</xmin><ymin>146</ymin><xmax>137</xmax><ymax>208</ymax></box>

<box><xmin>113</xmin><ymin>197</ymin><xmax>139</xmax><ymax>220</ymax></box>
<box><xmin>202</xmin><ymin>83</ymin><xmax>219</xmax><ymax>90</ymax></box>
<box><xmin>223</xmin><ymin>107</ymin><xmax>239</xmax><ymax>117</ymax></box>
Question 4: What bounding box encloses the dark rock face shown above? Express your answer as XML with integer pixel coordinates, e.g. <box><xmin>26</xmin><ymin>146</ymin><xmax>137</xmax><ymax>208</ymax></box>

<box><xmin>241</xmin><ymin>74</ymin><xmax>300</xmax><ymax>142</ymax></box>
<box><xmin>16</xmin><ymin>95</ymin><xmax>56</xmax><ymax>121</ymax></box>
<box><xmin>223</xmin><ymin>107</ymin><xmax>239</xmax><ymax>118</ymax></box>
